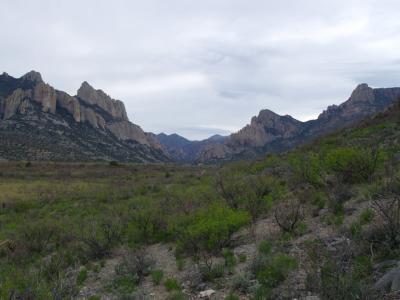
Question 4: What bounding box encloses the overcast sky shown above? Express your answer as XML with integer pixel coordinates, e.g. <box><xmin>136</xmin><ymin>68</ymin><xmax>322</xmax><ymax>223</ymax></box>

<box><xmin>1</xmin><ymin>0</ymin><xmax>400</xmax><ymax>140</ymax></box>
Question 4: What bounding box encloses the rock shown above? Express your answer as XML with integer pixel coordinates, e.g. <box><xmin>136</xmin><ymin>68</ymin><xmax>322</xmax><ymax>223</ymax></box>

<box><xmin>77</xmin><ymin>81</ymin><xmax>128</xmax><ymax>121</ymax></box>
<box><xmin>2</xmin><ymin>89</ymin><xmax>32</xmax><ymax>119</ymax></box>
<box><xmin>0</xmin><ymin>71</ymin><xmax>170</xmax><ymax>162</ymax></box>
<box><xmin>57</xmin><ymin>91</ymin><xmax>81</xmax><ymax>122</ymax></box>
<box><xmin>33</xmin><ymin>82</ymin><xmax>57</xmax><ymax>114</ymax></box>
<box><xmin>375</xmin><ymin>266</ymin><xmax>400</xmax><ymax>292</ymax></box>
<box><xmin>199</xmin><ymin>289</ymin><xmax>215</xmax><ymax>298</ymax></box>
<box><xmin>21</xmin><ymin>70</ymin><xmax>43</xmax><ymax>83</ymax></box>
<box><xmin>349</xmin><ymin>83</ymin><xmax>375</xmax><ymax>103</ymax></box>
<box><xmin>80</xmin><ymin>106</ymin><xmax>105</xmax><ymax>129</ymax></box>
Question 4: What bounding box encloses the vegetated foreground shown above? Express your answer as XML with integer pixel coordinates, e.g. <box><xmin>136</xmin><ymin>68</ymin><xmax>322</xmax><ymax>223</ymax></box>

<box><xmin>1</xmin><ymin>104</ymin><xmax>400</xmax><ymax>299</ymax></box>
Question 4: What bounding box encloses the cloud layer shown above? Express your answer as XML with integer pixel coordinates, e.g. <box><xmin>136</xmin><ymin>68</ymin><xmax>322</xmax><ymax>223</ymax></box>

<box><xmin>1</xmin><ymin>0</ymin><xmax>400</xmax><ymax>139</ymax></box>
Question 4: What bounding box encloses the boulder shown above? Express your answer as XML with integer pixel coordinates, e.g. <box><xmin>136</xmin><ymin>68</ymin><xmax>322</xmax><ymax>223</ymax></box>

<box><xmin>375</xmin><ymin>264</ymin><xmax>400</xmax><ymax>292</ymax></box>
<box><xmin>199</xmin><ymin>289</ymin><xmax>215</xmax><ymax>298</ymax></box>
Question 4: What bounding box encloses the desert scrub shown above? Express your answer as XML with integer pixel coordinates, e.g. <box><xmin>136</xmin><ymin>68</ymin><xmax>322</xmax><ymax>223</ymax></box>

<box><xmin>164</xmin><ymin>277</ymin><xmax>181</xmax><ymax>291</ymax></box>
<box><xmin>176</xmin><ymin>258</ymin><xmax>185</xmax><ymax>271</ymax></box>
<box><xmin>76</xmin><ymin>267</ymin><xmax>88</xmax><ymax>286</ymax></box>
<box><xmin>175</xmin><ymin>203</ymin><xmax>250</xmax><ymax>257</ymax></box>
<box><xmin>200</xmin><ymin>263</ymin><xmax>225</xmax><ymax>282</ymax></box>
<box><xmin>251</xmin><ymin>241</ymin><xmax>297</xmax><ymax>292</ymax></box>
<box><xmin>222</xmin><ymin>248</ymin><xmax>237</xmax><ymax>270</ymax></box>
<box><xmin>151</xmin><ymin>269</ymin><xmax>164</xmax><ymax>285</ymax></box>
<box><xmin>238</xmin><ymin>253</ymin><xmax>247</xmax><ymax>262</ymax></box>
<box><xmin>359</xmin><ymin>208</ymin><xmax>374</xmax><ymax>224</ymax></box>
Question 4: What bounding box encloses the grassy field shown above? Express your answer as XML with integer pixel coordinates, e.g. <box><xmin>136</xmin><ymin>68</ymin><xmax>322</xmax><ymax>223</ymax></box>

<box><xmin>0</xmin><ymin>105</ymin><xmax>400</xmax><ymax>299</ymax></box>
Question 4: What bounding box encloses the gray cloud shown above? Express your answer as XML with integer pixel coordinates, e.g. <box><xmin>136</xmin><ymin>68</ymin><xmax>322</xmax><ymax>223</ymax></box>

<box><xmin>1</xmin><ymin>0</ymin><xmax>400</xmax><ymax>140</ymax></box>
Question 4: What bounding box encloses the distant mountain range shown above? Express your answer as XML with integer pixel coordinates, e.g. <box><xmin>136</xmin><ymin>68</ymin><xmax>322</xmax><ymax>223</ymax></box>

<box><xmin>155</xmin><ymin>83</ymin><xmax>400</xmax><ymax>163</ymax></box>
<box><xmin>195</xmin><ymin>83</ymin><xmax>400</xmax><ymax>162</ymax></box>
<box><xmin>156</xmin><ymin>133</ymin><xmax>226</xmax><ymax>162</ymax></box>
<box><xmin>0</xmin><ymin>71</ymin><xmax>168</xmax><ymax>162</ymax></box>
<box><xmin>1</xmin><ymin>71</ymin><xmax>399</xmax><ymax>163</ymax></box>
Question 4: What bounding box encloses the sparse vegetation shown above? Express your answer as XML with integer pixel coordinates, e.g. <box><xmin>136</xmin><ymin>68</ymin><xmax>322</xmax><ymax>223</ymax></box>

<box><xmin>0</xmin><ymin>101</ymin><xmax>399</xmax><ymax>298</ymax></box>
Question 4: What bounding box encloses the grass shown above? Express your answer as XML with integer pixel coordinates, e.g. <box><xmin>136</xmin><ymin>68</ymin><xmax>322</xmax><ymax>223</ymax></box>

<box><xmin>0</xmin><ymin>103</ymin><xmax>399</xmax><ymax>298</ymax></box>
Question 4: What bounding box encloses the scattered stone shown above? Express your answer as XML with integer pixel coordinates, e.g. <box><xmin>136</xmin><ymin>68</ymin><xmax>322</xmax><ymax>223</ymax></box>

<box><xmin>199</xmin><ymin>289</ymin><xmax>215</xmax><ymax>298</ymax></box>
<box><xmin>375</xmin><ymin>265</ymin><xmax>400</xmax><ymax>292</ymax></box>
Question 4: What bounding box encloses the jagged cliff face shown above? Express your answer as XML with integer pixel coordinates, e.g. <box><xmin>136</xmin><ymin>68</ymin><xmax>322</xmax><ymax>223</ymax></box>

<box><xmin>0</xmin><ymin>71</ymin><xmax>167</xmax><ymax>162</ymax></box>
<box><xmin>197</xmin><ymin>83</ymin><xmax>400</xmax><ymax>163</ymax></box>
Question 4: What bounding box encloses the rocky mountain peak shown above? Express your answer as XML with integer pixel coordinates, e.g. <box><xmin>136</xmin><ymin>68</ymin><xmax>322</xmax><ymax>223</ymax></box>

<box><xmin>252</xmin><ymin>109</ymin><xmax>279</xmax><ymax>124</ymax></box>
<box><xmin>349</xmin><ymin>83</ymin><xmax>375</xmax><ymax>103</ymax></box>
<box><xmin>21</xmin><ymin>70</ymin><xmax>43</xmax><ymax>83</ymax></box>
<box><xmin>77</xmin><ymin>81</ymin><xmax>128</xmax><ymax>121</ymax></box>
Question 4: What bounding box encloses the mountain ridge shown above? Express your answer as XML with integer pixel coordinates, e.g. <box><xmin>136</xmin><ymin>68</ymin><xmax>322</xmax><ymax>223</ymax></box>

<box><xmin>195</xmin><ymin>83</ymin><xmax>400</xmax><ymax>163</ymax></box>
<box><xmin>0</xmin><ymin>71</ymin><xmax>169</xmax><ymax>162</ymax></box>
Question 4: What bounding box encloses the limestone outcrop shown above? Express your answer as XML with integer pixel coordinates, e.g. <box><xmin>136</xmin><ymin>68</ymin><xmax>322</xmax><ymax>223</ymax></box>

<box><xmin>77</xmin><ymin>81</ymin><xmax>128</xmax><ymax>121</ymax></box>
<box><xmin>0</xmin><ymin>71</ymin><xmax>167</xmax><ymax>157</ymax></box>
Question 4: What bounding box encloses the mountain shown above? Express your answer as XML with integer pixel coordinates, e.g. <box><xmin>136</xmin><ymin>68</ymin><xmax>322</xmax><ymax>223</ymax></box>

<box><xmin>155</xmin><ymin>133</ymin><xmax>226</xmax><ymax>162</ymax></box>
<box><xmin>197</xmin><ymin>83</ymin><xmax>400</xmax><ymax>163</ymax></box>
<box><xmin>0</xmin><ymin>71</ymin><xmax>169</xmax><ymax>162</ymax></box>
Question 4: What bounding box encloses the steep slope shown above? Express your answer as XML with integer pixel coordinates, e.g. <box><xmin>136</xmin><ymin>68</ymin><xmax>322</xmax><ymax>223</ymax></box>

<box><xmin>0</xmin><ymin>71</ymin><xmax>169</xmax><ymax>162</ymax></box>
<box><xmin>197</xmin><ymin>83</ymin><xmax>400</xmax><ymax>163</ymax></box>
<box><xmin>156</xmin><ymin>133</ymin><xmax>227</xmax><ymax>162</ymax></box>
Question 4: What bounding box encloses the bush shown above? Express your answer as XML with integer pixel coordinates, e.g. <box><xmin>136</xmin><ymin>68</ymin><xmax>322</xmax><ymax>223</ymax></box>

<box><xmin>177</xmin><ymin>204</ymin><xmax>250</xmax><ymax>257</ymax></box>
<box><xmin>251</xmin><ymin>244</ymin><xmax>297</xmax><ymax>291</ymax></box>
<box><xmin>151</xmin><ymin>269</ymin><xmax>164</xmax><ymax>285</ymax></box>
<box><xmin>359</xmin><ymin>208</ymin><xmax>374</xmax><ymax>224</ymax></box>
<box><xmin>200</xmin><ymin>263</ymin><xmax>225</xmax><ymax>282</ymax></box>
<box><xmin>222</xmin><ymin>248</ymin><xmax>237</xmax><ymax>269</ymax></box>
<box><xmin>258</xmin><ymin>240</ymin><xmax>272</xmax><ymax>256</ymax></box>
<box><xmin>81</xmin><ymin>218</ymin><xmax>124</xmax><ymax>259</ymax></box>
<box><xmin>19</xmin><ymin>220</ymin><xmax>60</xmax><ymax>254</ymax></box>
<box><xmin>115</xmin><ymin>248</ymin><xmax>154</xmax><ymax>285</ymax></box>
<box><xmin>290</xmin><ymin>151</ymin><xmax>323</xmax><ymax>186</ymax></box>
<box><xmin>238</xmin><ymin>253</ymin><xmax>247</xmax><ymax>263</ymax></box>
<box><xmin>225</xmin><ymin>293</ymin><xmax>240</xmax><ymax>300</ymax></box>
<box><xmin>76</xmin><ymin>267</ymin><xmax>87</xmax><ymax>286</ymax></box>
<box><xmin>325</xmin><ymin>147</ymin><xmax>379</xmax><ymax>184</ymax></box>
<box><xmin>164</xmin><ymin>278</ymin><xmax>181</xmax><ymax>291</ymax></box>
<box><xmin>232</xmin><ymin>273</ymin><xmax>252</xmax><ymax>293</ymax></box>
<box><xmin>176</xmin><ymin>258</ymin><xmax>185</xmax><ymax>271</ymax></box>
<box><xmin>167</xmin><ymin>291</ymin><xmax>187</xmax><ymax>300</ymax></box>
<box><xmin>274</xmin><ymin>198</ymin><xmax>304</xmax><ymax>234</ymax></box>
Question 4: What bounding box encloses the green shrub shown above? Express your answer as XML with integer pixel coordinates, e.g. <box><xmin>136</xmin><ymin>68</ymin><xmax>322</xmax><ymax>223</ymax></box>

<box><xmin>251</xmin><ymin>248</ymin><xmax>297</xmax><ymax>290</ymax></box>
<box><xmin>238</xmin><ymin>253</ymin><xmax>247</xmax><ymax>263</ymax></box>
<box><xmin>325</xmin><ymin>147</ymin><xmax>379</xmax><ymax>184</ymax></box>
<box><xmin>222</xmin><ymin>248</ymin><xmax>237</xmax><ymax>269</ymax></box>
<box><xmin>232</xmin><ymin>273</ymin><xmax>252</xmax><ymax>293</ymax></box>
<box><xmin>176</xmin><ymin>258</ymin><xmax>185</xmax><ymax>271</ymax></box>
<box><xmin>81</xmin><ymin>218</ymin><xmax>124</xmax><ymax>259</ymax></box>
<box><xmin>115</xmin><ymin>249</ymin><xmax>154</xmax><ymax>285</ymax></box>
<box><xmin>225</xmin><ymin>293</ymin><xmax>240</xmax><ymax>300</ymax></box>
<box><xmin>19</xmin><ymin>220</ymin><xmax>60</xmax><ymax>254</ymax></box>
<box><xmin>359</xmin><ymin>208</ymin><xmax>374</xmax><ymax>224</ymax></box>
<box><xmin>167</xmin><ymin>291</ymin><xmax>187</xmax><ymax>300</ymax></box>
<box><xmin>151</xmin><ymin>269</ymin><xmax>164</xmax><ymax>285</ymax></box>
<box><xmin>177</xmin><ymin>204</ymin><xmax>250</xmax><ymax>256</ymax></box>
<box><xmin>290</xmin><ymin>151</ymin><xmax>323</xmax><ymax>186</ymax></box>
<box><xmin>164</xmin><ymin>278</ymin><xmax>181</xmax><ymax>291</ymax></box>
<box><xmin>76</xmin><ymin>268</ymin><xmax>87</xmax><ymax>286</ymax></box>
<box><xmin>258</xmin><ymin>240</ymin><xmax>272</xmax><ymax>256</ymax></box>
<box><xmin>112</xmin><ymin>275</ymin><xmax>137</xmax><ymax>294</ymax></box>
<box><xmin>200</xmin><ymin>263</ymin><xmax>225</xmax><ymax>282</ymax></box>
